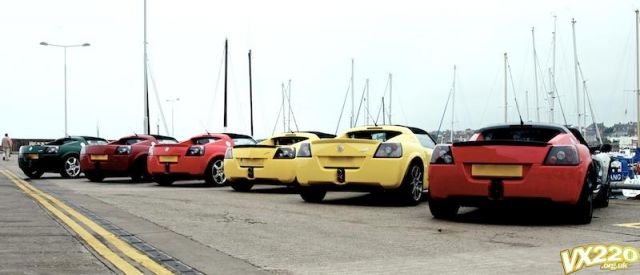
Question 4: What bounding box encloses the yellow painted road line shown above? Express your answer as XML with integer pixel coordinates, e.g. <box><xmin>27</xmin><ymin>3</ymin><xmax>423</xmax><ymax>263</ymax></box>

<box><xmin>2</xmin><ymin>170</ymin><xmax>173</xmax><ymax>275</ymax></box>
<box><xmin>0</xmin><ymin>170</ymin><xmax>143</xmax><ymax>275</ymax></box>
<box><xmin>615</xmin><ymin>222</ymin><xmax>640</xmax><ymax>229</ymax></box>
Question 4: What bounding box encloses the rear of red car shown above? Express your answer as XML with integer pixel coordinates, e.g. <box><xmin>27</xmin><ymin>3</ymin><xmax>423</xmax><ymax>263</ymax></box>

<box><xmin>428</xmin><ymin>124</ymin><xmax>593</xmax><ymax>222</ymax></box>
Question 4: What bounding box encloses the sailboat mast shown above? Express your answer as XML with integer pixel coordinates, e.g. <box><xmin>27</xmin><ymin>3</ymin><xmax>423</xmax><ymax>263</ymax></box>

<box><xmin>223</xmin><ymin>39</ymin><xmax>228</xmax><ymax>131</ymax></box>
<box><xmin>248</xmin><ymin>50</ymin><xmax>254</xmax><ymax>137</ymax></box>
<box><xmin>389</xmin><ymin>73</ymin><xmax>392</xmax><ymax>124</ymax></box>
<box><xmin>382</xmin><ymin>97</ymin><xmax>386</xmax><ymax>125</ymax></box>
<box><xmin>143</xmin><ymin>0</ymin><xmax>150</xmax><ymax>134</ymax></box>
<box><xmin>550</xmin><ymin>15</ymin><xmax>557</xmax><ymax>123</ymax></box>
<box><xmin>504</xmin><ymin>53</ymin><xmax>508</xmax><ymax>123</ymax></box>
<box><xmin>288</xmin><ymin>79</ymin><xmax>292</xmax><ymax>131</ymax></box>
<box><xmin>572</xmin><ymin>18</ymin><xmax>582</xmax><ymax>133</ymax></box>
<box><xmin>451</xmin><ymin>65</ymin><xmax>456</xmax><ymax>143</ymax></box>
<box><xmin>281</xmin><ymin>83</ymin><xmax>286</xmax><ymax>132</ymax></box>
<box><xmin>532</xmin><ymin>27</ymin><xmax>540</xmax><ymax>122</ymax></box>
<box><xmin>351</xmin><ymin>59</ymin><xmax>355</xmax><ymax>127</ymax></box>
<box><xmin>365</xmin><ymin>78</ymin><xmax>370</xmax><ymax>125</ymax></box>
<box><xmin>636</xmin><ymin>10</ymin><xmax>640</xmax><ymax>142</ymax></box>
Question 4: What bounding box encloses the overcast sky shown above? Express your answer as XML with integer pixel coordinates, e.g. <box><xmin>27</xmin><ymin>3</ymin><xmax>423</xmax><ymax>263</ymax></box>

<box><xmin>1</xmin><ymin>0</ymin><xmax>639</xmax><ymax>140</ymax></box>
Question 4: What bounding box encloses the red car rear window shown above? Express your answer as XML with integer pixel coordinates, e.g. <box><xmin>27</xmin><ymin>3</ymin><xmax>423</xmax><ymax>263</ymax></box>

<box><xmin>481</xmin><ymin>128</ymin><xmax>561</xmax><ymax>143</ymax></box>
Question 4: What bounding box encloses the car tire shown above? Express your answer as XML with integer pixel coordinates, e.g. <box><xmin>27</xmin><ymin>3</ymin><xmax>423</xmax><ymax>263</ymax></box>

<box><xmin>85</xmin><ymin>172</ymin><xmax>104</xmax><ymax>183</ymax></box>
<box><xmin>428</xmin><ymin>198</ymin><xmax>460</xmax><ymax>219</ymax></box>
<box><xmin>230</xmin><ymin>180</ymin><xmax>253</xmax><ymax>192</ymax></box>
<box><xmin>23</xmin><ymin>169</ymin><xmax>44</xmax><ymax>179</ymax></box>
<box><xmin>397</xmin><ymin>162</ymin><xmax>424</xmax><ymax>206</ymax></box>
<box><xmin>594</xmin><ymin>183</ymin><xmax>610</xmax><ymax>208</ymax></box>
<box><xmin>154</xmin><ymin>176</ymin><xmax>174</xmax><ymax>186</ymax></box>
<box><xmin>204</xmin><ymin>158</ymin><xmax>226</xmax><ymax>186</ymax></box>
<box><xmin>130</xmin><ymin>158</ymin><xmax>152</xmax><ymax>183</ymax></box>
<box><xmin>60</xmin><ymin>155</ymin><xmax>82</xmax><ymax>178</ymax></box>
<box><xmin>299</xmin><ymin>187</ymin><xmax>326</xmax><ymax>203</ymax></box>
<box><xmin>570</xmin><ymin>176</ymin><xmax>593</xmax><ymax>224</ymax></box>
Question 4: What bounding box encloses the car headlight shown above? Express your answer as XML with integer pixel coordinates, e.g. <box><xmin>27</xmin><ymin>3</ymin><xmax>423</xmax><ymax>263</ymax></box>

<box><xmin>186</xmin><ymin>145</ymin><xmax>205</xmax><ymax>156</ymax></box>
<box><xmin>298</xmin><ymin>143</ymin><xmax>312</xmax><ymax>158</ymax></box>
<box><xmin>114</xmin><ymin>145</ymin><xmax>131</xmax><ymax>155</ymax></box>
<box><xmin>43</xmin><ymin>146</ymin><xmax>59</xmax><ymax>154</ymax></box>
<box><xmin>224</xmin><ymin>147</ymin><xmax>233</xmax><ymax>159</ymax></box>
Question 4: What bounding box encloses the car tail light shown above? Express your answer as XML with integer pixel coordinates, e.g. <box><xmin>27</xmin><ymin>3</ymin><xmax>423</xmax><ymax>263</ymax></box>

<box><xmin>374</xmin><ymin>143</ymin><xmax>402</xmax><ymax>158</ymax></box>
<box><xmin>186</xmin><ymin>145</ymin><xmax>205</xmax><ymax>156</ymax></box>
<box><xmin>274</xmin><ymin>147</ymin><xmax>296</xmax><ymax>159</ymax></box>
<box><xmin>544</xmin><ymin>146</ymin><xmax>579</xmax><ymax>166</ymax></box>
<box><xmin>114</xmin><ymin>145</ymin><xmax>131</xmax><ymax>155</ymax></box>
<box><xmin>298</xmin><ymin>143</ymin><xmax>312</xmax><ymax>158</ymax></box>
<box><xmin>430</xmin><ymin>145</ymin><xmax>454</xmax><ymax>164</ymax></box>
<box><xmin>224</xmin><ymin>147</ymin><xmax>233</xmax><ymax>159</ymax></box>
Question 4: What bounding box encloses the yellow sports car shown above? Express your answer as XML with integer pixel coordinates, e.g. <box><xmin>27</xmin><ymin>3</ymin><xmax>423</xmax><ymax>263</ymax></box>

<box><xmin>296</xmin><ymin>125</ymin><xmax>436</xmax><ymax>205</ymax></box>
<box><xmin>224</xmin><ymin>132</ymin><xmax>335</xmax><ymax>191</ymax></box>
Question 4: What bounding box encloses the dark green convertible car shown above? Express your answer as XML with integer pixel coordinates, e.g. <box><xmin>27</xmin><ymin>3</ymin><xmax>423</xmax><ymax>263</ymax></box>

<box><xmin>18</xmin><ymin>136</ymin><xmax>108</xmax><ymax>179</ymax></box>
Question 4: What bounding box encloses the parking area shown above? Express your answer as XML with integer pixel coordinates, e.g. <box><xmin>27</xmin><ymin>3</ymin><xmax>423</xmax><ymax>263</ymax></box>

<box><xmin>2</xmin><ymin>160</ymin><xmax>640</xmax><ymax>274</ymax></box>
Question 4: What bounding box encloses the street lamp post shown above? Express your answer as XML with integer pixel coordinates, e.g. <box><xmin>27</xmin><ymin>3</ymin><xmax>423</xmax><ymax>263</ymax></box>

<box><xmin>166</xmin><ymin>98</ymin><xmax>180</xmax><ymax>136</ymax></box>
<box><xmin>40</xmin><ymin>42</ymin><xmax>90</xmax><ymax>136</ymax></box>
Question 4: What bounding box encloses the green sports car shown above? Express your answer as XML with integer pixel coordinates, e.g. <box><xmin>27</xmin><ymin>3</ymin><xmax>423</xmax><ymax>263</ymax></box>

<box><xmin>18</xmin><ymin>136</ymin><xmax>108</xmax><ymax>179</ymax></box>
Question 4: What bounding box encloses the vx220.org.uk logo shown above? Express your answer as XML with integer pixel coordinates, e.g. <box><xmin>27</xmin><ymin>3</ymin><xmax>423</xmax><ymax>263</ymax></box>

<box><xmin>560</xmin><ymin>244</ymin><xmax>640</xmax><ymax>274</ymax></box>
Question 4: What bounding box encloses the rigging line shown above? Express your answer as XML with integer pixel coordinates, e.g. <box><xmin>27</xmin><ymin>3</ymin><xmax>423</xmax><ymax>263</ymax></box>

<box><xmin>353</xmin><ymin>82</ymin><xmax>368</xmax><ymax>126</ymax></box>
<box><xmin>271</xmin><ymin>97</ymin><xmax>283</xmax><ymax>135</ymax></box>
<box><xmin>334</xmin><ymin>81</ymin><xmax>352</xmax><ymax>135</ymax></box>
<box><xmin>506</xmin><ymin>62</ymin><xmax>524</xmax><ymax>124</ymax></box>
<box><xmin>577</xmin><ymin>62</ymin><xmax>603</xmax><ymax>143</ymax></box>
<box><xmin>435</xmin><ymin>87</ymin><xmax>453</xmax><ymax>144</ymax></box>
<box><xmin>373</xmin><ymin>97</ymin><xmax>384</xmax><ymax>125</ymax></box>
<box><xmin>145</xmin><ymin>54</ymin><xmax>170</xmax><ymax>136</ymax></box>
<box><xmin>282</xmin><ymin>83</ymin><xmax>299</xmax><ymax>132</ymax></box>
<box><xmin>208</xmin><ymin>47</ymin><xmax>226</xmax><ymax>129</ymax></box>
<box><xmin>553</xmin><ymin>77</ymin><xmax>569</xmax><ymax>125</ymax></box>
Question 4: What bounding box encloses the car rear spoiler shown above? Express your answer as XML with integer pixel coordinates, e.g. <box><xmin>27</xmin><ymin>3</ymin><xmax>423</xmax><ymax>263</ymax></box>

<box><xmin>234</xmin><ymin>144</ymin><xmax>278</xmax><ymax>149</ymax></box>
<box><xmin>311</xmin><ymin>138</ymin><xmax>379</xmax><ymax>145</ymax></box>
<box><xmin>453</xmin><ymin>140</ymin><xmax>549</xmax><ymax>147</ymax></box>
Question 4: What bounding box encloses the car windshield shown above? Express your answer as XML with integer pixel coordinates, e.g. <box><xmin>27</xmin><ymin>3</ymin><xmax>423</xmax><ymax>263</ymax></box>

<box><xmin>272</xmin><ymin>137</ymin><xmax>309</xmax><ymax>145</ymax></box>
<box><xmin>193</xmin><ymin>138</ymin><xmax>219</xmax><ymax>145</ymax></box>
<box><xmin>346</xmin><ymin>131</ymin><xmax>401</xmax><ymax>142</ymax></box>
<box><xmin>416</xmin><ymin>134</ymin><xmax>436</xmax><ymax>148</ymax></box>
<box><xmin>86</xmin><ymin>139</ymin><xmax>108</xmax><ymax>145</ymax></box>
<box><xmin>47</xmin><ymin>138</ymin><xmax>74</xmax><ymax>145</ymax></box>
<box><xmin>233</xmin><ymin>138</ymin><xmax>256</xmax><ymax>146</ymax></box>
<box><xmin>120</xmin><ymin>138</ymin><xmax>146</xmax><ymax>145</ymax></box>
<box><xmin>481</xmin><ymin>127</ymin><xmax>562</xmax><ymax>143</ymax></box>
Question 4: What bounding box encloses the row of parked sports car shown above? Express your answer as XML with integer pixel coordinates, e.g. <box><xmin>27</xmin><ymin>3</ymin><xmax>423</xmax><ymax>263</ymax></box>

<box><xmin>17</xmin><ymin>123</ymin><xmax>613</xmax><ymax>224</ymax></box>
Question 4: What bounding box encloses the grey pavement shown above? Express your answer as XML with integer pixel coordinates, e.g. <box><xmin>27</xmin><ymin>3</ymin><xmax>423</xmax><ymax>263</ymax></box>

<box><xmin>4</xmin><ymin>158</ymin><xmax>640</xmax><ymax>274</ymax></box>
<box><xmin>0</xmin><ymin>161</ymin><xmax>112</xmax><ymax>274</ymax></box>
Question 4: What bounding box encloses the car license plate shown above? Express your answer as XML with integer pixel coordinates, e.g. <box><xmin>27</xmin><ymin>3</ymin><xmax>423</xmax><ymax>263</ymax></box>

<box><xmin>471</xmin><ymin>164</ymin><xmax>522</xmax><ymax>178</ymax></box>
<box><xmin>90</xmin><ymin>154</ymin><xmax>109</xmax><ymax>161</ymax></box>
<box><xmin>159</xmin><ymin>155</ymin><xmax>178</xmax><ymax>163</ymax></box>
<box><xmin>26</xmin><ymin>153</ymin><xmax>39</xmax><ymax>160</ymax></box>
<box><xmin>248</xmin><ymin>167</ymin><xmax>254</xmax><ymax>178</ymax></box>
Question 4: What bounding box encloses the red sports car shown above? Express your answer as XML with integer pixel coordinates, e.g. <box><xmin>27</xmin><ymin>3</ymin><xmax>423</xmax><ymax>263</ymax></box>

<box><xmin>80</xmin><ymin>135</ymin><xmax>178</xmax><ymax>182</ymax></box>
<box><xmin>147</xmin><ymin>133</ymin><xmax>256</xmax><ymax>186</ymax></box>
<box><xmin>428</xmin><ymin>123</ymin><xmax>608</xmax><ymax>224</ymax></box>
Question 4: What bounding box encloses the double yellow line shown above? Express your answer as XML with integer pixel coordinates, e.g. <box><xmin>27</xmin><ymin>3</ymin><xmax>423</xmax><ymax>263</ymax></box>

<box><xmin>0</xmin><ymin>170</ymin><xmax>173</xmax><ymax>275</ymax></box>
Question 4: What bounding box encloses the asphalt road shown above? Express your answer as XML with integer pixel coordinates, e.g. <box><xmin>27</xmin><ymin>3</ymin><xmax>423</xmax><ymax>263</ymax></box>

<box><xmin>3</xmin><ymin>159</ymin><xmax>640</xmax><ymax>274</ymax></box>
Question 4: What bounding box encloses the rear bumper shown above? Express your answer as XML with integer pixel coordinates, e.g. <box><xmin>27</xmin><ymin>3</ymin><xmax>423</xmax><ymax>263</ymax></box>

<box><xmin>147</xmin><ymin>156</ymin><xmax>207</xmax><ymax>177</ymax></box>
<box><xmin>80</xmin><ymin>154</ymin><xmax>132</xmax><ymax>174</ymax></box>
<box><xmin>224</xmin><ymin>158</ymin><xmax>297</xmax><ymax>184</ymax></box>
<box><xmin>296</xmin><ymin>157</ymin><xmax>406</xmax><ymax>190</ymax></box>
<box><xmin>18</xmin><ymin>155</ymin><xmax>59</xmax><ymax>172</ymax></box>
<box><xmin>428</xmin><ymin>164</ymin><xmax>585</xmax><ymax>204</ymax></box>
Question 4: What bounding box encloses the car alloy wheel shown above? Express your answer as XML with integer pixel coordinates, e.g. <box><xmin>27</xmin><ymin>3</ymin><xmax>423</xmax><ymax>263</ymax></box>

<box><xmin>211</xmin><ymin>159</ymin><xmax>226</xmax><ymax>185</ymax></box>
<box><xmin>409</xmin><ymin>165</ymin><xmax>424</xmax><ymax>202</ymax></box>
<box><xmin>63</xmin><ymin>156</ymin><xmax>81</xmax><ymax>178</ymax></box>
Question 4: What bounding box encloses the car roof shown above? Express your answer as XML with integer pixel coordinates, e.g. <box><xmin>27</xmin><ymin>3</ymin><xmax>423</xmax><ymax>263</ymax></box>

<box><xmin>223</xmin><ymin>133</ymin><xmax>254</xmax><ymax>139</ymax></box>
